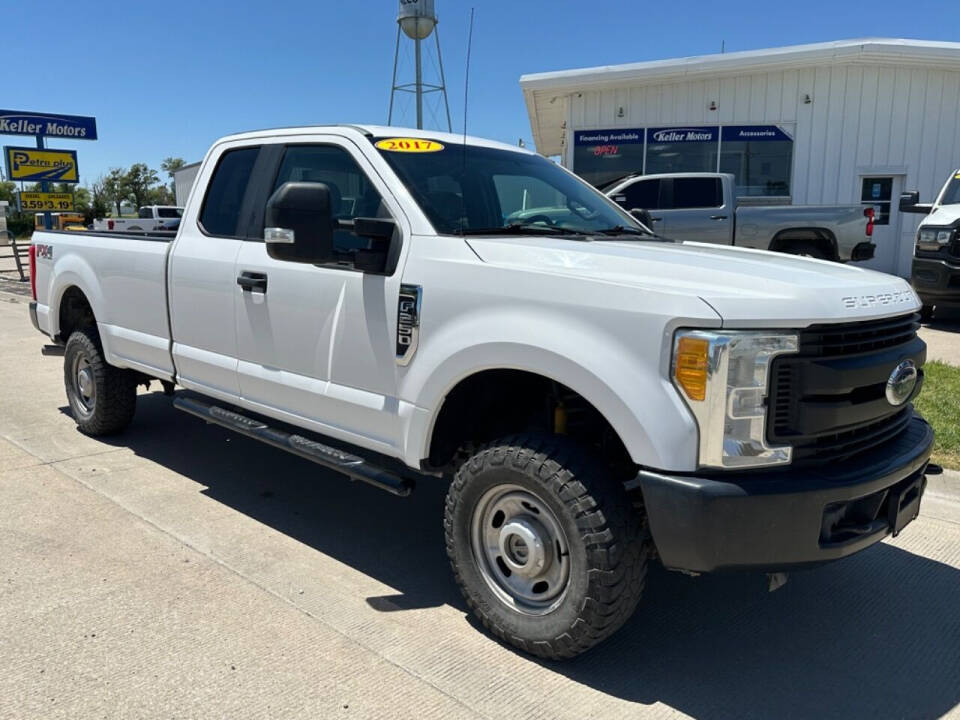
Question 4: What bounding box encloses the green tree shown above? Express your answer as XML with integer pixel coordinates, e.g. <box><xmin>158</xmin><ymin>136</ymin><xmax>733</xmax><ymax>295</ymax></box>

<box><xmin>0</xmin><ymin>181</ymin><xmax>15</xmax><ymax>204</ymax></box>
<box><xmin>89</xmin><ymin>177</ymin><xmax>109</xmax><ymax>221</ymax></box>
<box><xmin>122</xmin><ymin>163</ymin><xmax>160</xmax><ymax>211</ymax></box>
<box><xmin>103</xmin><ymin>168</ymin><xmax>128</xmax><ymax>216</ymax></box>
<box><xmin>145</xmin><ymin>185</ymin><xmax>175</xmax><ymax>206</ymax></box>
<box><xmin>161</xmin><ymin>157</ymin><xmax>186</xmax><ymax>199</ymax></box>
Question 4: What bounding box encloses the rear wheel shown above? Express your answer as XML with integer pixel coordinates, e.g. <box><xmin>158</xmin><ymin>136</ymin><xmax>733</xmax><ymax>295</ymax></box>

<box><xmin>782</xmin><ymin>240</ymin><xmax>830</xmax><ymax>260</ymax></box>
<box><xmin>63</xmin><ymin>327</ymin><xmax>137</xmax><ymax>436</ymax></box>
<box><xmin>444</xmin><ymin>434</ymin><xmax>650</xmax><ymax>659</ymax></box>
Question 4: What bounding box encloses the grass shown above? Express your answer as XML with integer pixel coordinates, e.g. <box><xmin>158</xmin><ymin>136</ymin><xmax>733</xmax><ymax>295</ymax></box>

<box><xmin>914</xmin><ymin>360</ymin><xmax>960</xmax><ymax>469</ymax></box>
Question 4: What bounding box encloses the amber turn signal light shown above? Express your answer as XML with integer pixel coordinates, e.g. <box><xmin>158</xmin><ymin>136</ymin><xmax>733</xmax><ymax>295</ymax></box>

<box><xmin>674</xmin><ymin>336</ymin><xmax>709</xmax><ymax>401</ymax></box>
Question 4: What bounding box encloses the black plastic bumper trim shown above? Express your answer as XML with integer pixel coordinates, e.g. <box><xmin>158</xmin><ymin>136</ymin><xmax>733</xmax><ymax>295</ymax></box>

<box><xmin>637</xmin><ymin>416</ymin><xmax>933</xmax><ymax>573</ymax></box>
<box><xmin>28</xmin><ymin>300</ymin><xmax>40</xmax><ymax>333</ymax></box>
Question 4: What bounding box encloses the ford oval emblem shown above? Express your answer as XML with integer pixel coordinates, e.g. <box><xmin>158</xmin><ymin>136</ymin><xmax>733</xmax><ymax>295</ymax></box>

<box><xmin>886</xmin><ymin>360</ymin><xmax>918</xmax><ymax>406</ymax></box>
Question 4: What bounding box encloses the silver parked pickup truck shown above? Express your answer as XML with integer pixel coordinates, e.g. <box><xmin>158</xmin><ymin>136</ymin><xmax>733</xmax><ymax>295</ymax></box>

<box><xmin>605</xmin><ymin>172</ymin><xmax>875</xmax><ymax>262</ymax></box>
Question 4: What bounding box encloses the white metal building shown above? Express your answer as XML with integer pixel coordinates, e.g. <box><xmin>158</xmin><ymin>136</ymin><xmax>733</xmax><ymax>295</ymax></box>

<box><xmin>173</xmin><ymin>161</ymin><xmax>201</xmax><ymax>208</ymax></box>
<box><xmin>520</xmin><ymin>38</ymin><xmax>960</xmax><ymax>278</ymax></box>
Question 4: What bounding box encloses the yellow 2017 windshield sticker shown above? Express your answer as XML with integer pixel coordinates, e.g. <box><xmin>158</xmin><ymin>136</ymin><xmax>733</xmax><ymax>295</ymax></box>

<box><xmin>375</xmin><ymin>138</ymin><xmax>444</xmax><ymax>153</ymax></box>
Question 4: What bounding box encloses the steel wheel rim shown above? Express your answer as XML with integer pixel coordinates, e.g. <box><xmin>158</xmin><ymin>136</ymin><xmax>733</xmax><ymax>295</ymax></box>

<box><xmin>470</xmin><ymin>483</ymin><xmax>571</xmax><ymax>615</ymax></box>
<box><xmin>72</xmin><ymin>353</ymin><xmax>95</xmax><ymax>417</ymax></box>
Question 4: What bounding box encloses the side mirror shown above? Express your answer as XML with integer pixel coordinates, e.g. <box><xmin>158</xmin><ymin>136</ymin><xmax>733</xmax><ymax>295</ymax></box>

<box><xmin>264</xmin><ymin>181</ymin><xmax>335</xmax><ymax>263</ymax></box>
<box><xmin>629</xmin><ymin>207</ymin><xmax>655</xmax><ymax>230</ymax></box>
<box><xmin>899</xmin><ymin>191</ymin><xmax>933</xmax><ymax>215</ymax></box>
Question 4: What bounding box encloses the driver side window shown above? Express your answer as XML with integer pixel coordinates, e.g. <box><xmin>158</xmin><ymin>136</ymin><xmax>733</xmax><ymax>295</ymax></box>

<box><xmin>272</xmin><ymin>145</ymin><xmax>389</xmax><ymax>255</ymax></box>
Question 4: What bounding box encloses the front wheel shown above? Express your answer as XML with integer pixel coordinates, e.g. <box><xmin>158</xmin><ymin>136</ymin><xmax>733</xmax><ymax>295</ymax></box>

<box><xmin>64</xmin><ymin>327</ymin><xmax>137</xmax><ymax>436</ymax></box>
<box><xmin>444</xmin><ymin>434</ymin><xmax>650</xmax><ymax>659</ymax></box>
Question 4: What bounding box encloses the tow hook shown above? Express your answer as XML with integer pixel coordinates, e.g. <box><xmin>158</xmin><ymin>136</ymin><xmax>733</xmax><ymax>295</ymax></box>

<box><xmin>925</xmin><ymin>463</ymin><xmax>943</xmax><ymax>476</ymax></box>
<box><xmin>767</xmin><ymin>572</ymin><xmax>788</xmax><ymax>592</ymax></box>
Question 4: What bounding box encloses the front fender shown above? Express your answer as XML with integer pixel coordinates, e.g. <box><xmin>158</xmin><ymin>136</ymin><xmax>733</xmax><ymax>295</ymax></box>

<box><xmin>398</xmin><ymin>308</ymin><xmax>701</xmax><ymax>472</ymax></box>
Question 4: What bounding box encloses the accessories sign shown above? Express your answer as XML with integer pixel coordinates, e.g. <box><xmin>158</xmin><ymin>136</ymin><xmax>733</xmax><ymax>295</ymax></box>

<box><xmin>0</xmin><ymin>110</ymin><xmax>97</xmax><ymax>140</ymax></box>
<box><xmin>4</xmin><ymin>146</ymin><xmax>79</xmax><ymax>182</ymax></box>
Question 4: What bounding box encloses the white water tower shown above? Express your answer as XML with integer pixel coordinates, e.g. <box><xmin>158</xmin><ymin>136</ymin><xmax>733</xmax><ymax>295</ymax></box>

<box><xmin>389</xmin><ymin>0</ymin><xmax>451</xmax><ymax>131</ymax></box>
<box><xmin>399</xmin><ymin>0</ymin><xmax>436</xmax><ymax>39</ymax></box>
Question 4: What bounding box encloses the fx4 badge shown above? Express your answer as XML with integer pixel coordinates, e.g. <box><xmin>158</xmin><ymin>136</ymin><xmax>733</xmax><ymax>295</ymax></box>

<box><xmin>396</xmin><ymin>284</ymin><xmax>422</xmax><ymax>366</ymax></box>
<box><xmin>35</xmin><ymin>243</ymin><xmax>53</xmax><ymax>260</ymax></box>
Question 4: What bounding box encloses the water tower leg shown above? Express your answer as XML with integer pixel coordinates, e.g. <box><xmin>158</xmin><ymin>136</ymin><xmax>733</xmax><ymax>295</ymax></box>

<box><xmin>388</xmin><ymin>24</ymin><xmax>401</xmax><ymax>125</ymax></box>
<box><xmin>434</xmin><ymin>26</ymin><xmax>452</xmax><ymax>132</ymax></box>
<box><xmin>415</xmin><ymin>35</ymin><xmax>423</xmax><ymax>129</ymax></box>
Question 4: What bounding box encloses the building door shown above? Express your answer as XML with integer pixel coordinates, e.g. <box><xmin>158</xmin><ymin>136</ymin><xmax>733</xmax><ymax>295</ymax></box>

<box><xmin>858</xmin><ymin>175</ymin><xmax>904</xmax><ymax>276</ymax></box>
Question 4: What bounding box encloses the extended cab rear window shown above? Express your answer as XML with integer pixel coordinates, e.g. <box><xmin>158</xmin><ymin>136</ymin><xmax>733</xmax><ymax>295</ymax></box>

<box><xmin>199</xmin><ymin>147</ymin><xmax>259</xmax><ymax>237</ymax></box>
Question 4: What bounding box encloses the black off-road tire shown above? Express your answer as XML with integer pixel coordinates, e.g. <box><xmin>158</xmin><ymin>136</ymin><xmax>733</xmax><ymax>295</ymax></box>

<box><xmin>444</xmin><ymin>434</ymin><xmax>650</xmax><ymax>659</ymax></box>
<box><xmin>63</xmin><ymin>327</ymin><xmax>137</xmax><ymax>436</ymax></box>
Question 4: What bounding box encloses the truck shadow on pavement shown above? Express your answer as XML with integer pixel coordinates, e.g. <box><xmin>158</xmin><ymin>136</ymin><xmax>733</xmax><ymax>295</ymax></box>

<box><xmin>79</xmin><ymin>393</ymin><xmax>960</xmax><ymax>720</ymax></box>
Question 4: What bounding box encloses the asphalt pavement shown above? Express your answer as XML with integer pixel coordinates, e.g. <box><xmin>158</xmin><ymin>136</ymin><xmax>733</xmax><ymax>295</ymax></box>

<box><xmin>0</xmin><ymin>291</ymin><xmax>958</xmax><ymax>720</ymax></box>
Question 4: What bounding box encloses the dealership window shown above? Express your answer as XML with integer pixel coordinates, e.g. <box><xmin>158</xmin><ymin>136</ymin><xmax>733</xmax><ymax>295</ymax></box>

<box><xmin>574</xmin><ymin>125</ymin><xmax>794</xmax><ymax>197</ymax></box>
<box><xmin>572</xmin><ymin>128</ymin><xmax>645</xmax><ymax>188</ymax></box>
<box><xmin>645</xmin><ymin>127</ymin><xmax>718</xmax><ymax>175</ymax></box>
<box><xmin>719</xmin><ymin>126</ymin><xmax>793</xmax><ymax>197</ymax></box>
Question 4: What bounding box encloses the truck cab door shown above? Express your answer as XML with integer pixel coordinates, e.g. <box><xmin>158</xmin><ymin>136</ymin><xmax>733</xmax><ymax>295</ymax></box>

<box><xmin>657</xmin><ymin>176</ymin><xmax>733</xmax><ymax>244</ymax></box>
<box><xmin>168</xmin><ymin>143</ymin><xmax>263</xmax><ymax>402</ymax></box>
<box><xmin>232</xmin><ymin>137</ymin><xmax>409</xmax><ymax>455</ymax></box>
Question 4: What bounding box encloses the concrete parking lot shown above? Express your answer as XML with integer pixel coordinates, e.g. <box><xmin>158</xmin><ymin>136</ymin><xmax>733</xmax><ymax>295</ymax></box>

<box><xmin>1</xmin><ymin>290</ymin><xmax>959</xmax><ymax>719</ymax></box>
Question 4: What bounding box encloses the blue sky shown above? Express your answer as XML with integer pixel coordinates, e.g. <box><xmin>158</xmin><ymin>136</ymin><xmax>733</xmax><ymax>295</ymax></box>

<box><xmin>3</xmin><ymin>0</ymin><xmax>956</xmax><ymax>185</ymax></box>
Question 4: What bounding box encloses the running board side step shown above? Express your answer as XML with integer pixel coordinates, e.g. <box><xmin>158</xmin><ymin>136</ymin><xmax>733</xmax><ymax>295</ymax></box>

<box><xmin>173</xmin><ymin>396</ymin><xmax>413</xmax><ymax>497</ymax></box>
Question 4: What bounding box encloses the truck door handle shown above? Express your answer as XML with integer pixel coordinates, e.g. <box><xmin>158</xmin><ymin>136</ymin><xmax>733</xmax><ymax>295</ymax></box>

<box><xmin>709</xmin><ymin>215</ymin><xmax>728</xmax><ymax>221</ymax></box>
<box><xmin>237</xmin><ymin>271</ymin><xmax>268</xmax><ymax>293</ymax></box>
<box><xmin>651</xmin><ymin>217</ymin><xmax>663</xmax><ymax>222</ymax></box>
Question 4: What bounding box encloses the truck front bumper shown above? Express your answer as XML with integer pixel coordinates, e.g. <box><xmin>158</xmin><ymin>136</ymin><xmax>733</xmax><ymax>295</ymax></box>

<box><xmin>912</xmin><ymin>256</ymin><xmax>960</xmax><ymax>309</ymax></box>
<box><xmin>637</xmin><ymin>415</ymin><xmax>933</xmax><ymax>573</ymax></box>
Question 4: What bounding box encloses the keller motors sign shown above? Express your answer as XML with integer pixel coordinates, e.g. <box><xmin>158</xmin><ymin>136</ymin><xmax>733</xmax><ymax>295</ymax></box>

<box><xmin>0</xmin><ymin>109</ymin><xmax>98</xmax><ymax>140</ymax></box>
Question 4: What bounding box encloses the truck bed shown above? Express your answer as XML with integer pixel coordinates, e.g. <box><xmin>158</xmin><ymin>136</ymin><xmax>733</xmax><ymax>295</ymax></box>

<box><xmin>32</xmin><ymin>229</ymin><xmax>177</xmax><ymax>381</ymax></box>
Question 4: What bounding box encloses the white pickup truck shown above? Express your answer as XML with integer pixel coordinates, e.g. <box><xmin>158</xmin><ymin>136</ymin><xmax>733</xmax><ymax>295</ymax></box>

<box><xmin>27</xmin><ymin>125</ymin><xmax>935</xmax><ymax>659</ymax></box>
<box><xmin>93</xmin><ymin>205</ymin><xmax>183</xmax><ymax>233</ymax></box>
<box><xmin>602</xmin><ymin>172</ymin><xmax>875</xmax><ymax>262</ymax></box>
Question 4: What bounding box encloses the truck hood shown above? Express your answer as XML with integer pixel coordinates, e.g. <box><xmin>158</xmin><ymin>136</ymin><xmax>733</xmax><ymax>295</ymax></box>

<box><xmin>924</xmin><ymin>204</ymin><xmax>960</xmax><ymax>227</ymax></box>
<box><xmin>465</xmin><ymin>236</ymin><xmax>920</xmax><ymax>327</ymax></box>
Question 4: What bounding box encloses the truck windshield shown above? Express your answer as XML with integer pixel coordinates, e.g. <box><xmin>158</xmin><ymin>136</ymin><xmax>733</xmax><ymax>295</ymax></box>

<box><xmin>939</xmin><ymin>175</ymin><xmax>960</xmax><ymax>206</ymax></box>
<box><xmin>374</xmin><ymin>139</ymin><xmax>649</xmax><ymax>237</ymax></box>
<box><xmin>157</xmin><ymin>207</ymin><xmax>183</xmax><ymax>218</ymax></box>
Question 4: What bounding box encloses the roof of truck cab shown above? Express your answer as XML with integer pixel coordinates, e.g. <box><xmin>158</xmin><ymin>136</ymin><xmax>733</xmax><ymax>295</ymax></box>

<box><xmin>213</xmin><ymin>124</ymin><xmax>534</xmax><ymax>155</ymax></box>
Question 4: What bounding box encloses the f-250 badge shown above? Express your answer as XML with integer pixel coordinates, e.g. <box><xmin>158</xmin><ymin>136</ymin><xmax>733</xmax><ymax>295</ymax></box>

<box><xmin>396</xmin><ymin>284</ymin><xmax>422</xmax><ymax>366</ymax></box>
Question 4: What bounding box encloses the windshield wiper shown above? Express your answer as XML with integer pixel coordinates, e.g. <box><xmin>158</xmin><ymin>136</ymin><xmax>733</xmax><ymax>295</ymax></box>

<box><xmin>593</xmin><ymin>225</ymin><xmax>650</xmax><ymax>236</ymax></box>
<box><xmin>460</xmin><ymin>223</ymin><xmax>586</xmax><ymax>237</ymax></box>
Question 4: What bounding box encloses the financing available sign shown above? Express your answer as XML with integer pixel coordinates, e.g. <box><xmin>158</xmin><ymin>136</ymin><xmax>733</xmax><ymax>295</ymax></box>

<box><xmin>4</xmin><ymin>146</ymin><xmax>79</xmax><ymax>182</ymax></box>
<box><xmin>0</xmin><ymin>109</ymin><xmax>98</xmax><ymax>140</ymax></box>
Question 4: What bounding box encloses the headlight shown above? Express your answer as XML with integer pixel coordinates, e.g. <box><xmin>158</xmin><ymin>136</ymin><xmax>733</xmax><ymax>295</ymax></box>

<box><xmin>672</xmin><ymin>330</ymin><xmax>799</xmax><ymax>469</ymax></box>
<box><xmin>917</xmin><ymin>228</ymin><xmax>953</xmax><ymax>251</ymax></box>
